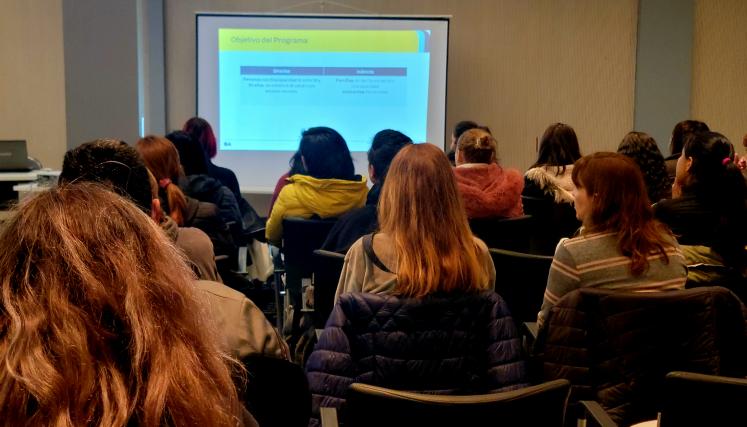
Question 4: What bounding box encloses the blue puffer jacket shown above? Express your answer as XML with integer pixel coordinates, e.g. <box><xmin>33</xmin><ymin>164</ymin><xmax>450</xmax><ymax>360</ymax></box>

<box><xmin>305</xmin><ymin>291</ymin><xmax>529</xmax><ymax>425</ymax></box>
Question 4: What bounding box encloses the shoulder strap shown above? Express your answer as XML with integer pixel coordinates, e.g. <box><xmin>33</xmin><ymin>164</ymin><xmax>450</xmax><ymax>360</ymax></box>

<box><xmin>362</xmin><ymin>233</ymin><xmax>393</xmax><ymax>274</ymax></box>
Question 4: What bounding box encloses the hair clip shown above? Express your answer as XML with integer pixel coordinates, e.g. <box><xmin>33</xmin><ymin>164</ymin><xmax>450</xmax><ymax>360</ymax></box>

<box><xmin>722</xmin><ymin>157</ymin><xmax>732</xmax><ymax>166</ymax></box>
<box><xmin>158</xmin><ymin>178</ymin><xmax>172</xmax><ymax>188</ymax></box>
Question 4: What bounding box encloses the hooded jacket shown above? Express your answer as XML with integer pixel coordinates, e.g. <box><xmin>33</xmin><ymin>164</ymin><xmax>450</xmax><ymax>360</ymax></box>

<box><xmin>265</xmin><ymin>174</ymin><xmax>368</xmax><ymax>245</ymax></box>
<box><xmin>454</xmin><ymin>163</ymin><xmax>524</xmax><ymax>218</ymax></box>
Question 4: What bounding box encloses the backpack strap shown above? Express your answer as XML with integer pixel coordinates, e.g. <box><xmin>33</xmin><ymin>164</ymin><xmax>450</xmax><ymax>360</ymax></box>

<box><xmin>362</xmin><ymin>233</ymin><xmax>393</xmax><ymax>274</ymax></box>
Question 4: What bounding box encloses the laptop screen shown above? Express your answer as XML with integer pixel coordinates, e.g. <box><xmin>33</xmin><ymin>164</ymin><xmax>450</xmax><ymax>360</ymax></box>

<box><xmin>0</xmin><ymin>140</ymin><xmax>31</xmax><ymax>171</ymax></box>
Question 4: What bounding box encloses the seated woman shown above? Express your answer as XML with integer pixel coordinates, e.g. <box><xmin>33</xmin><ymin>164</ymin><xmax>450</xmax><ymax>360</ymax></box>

<box><xmin>335</xmin><ymin>143</ymin><xmax>496</xmax><ymax>299</ymax></box>
<box><xmin>265</xmin><ymin>127</ymin><xmax>368</xmax><ymax>245</ymax></box>
<box><xmin>183</xmin><ymin>117</ymin><xmax>242</xmax><ymax>199</ymax></box>
<box><xmin>618</xmin><ymin>131</ymin><xmax>672</xmax><ymax>203</ymax></box>
<box><xmin>0</xmin><ymin>183</ymin><xmax>253</xmax><ymax>426</ymax></box>
<box><xmin>134</xmin><ymin>135</ymin><xmax>236</xmax><ymax>262</ymax></box>
<box><xmin>654</xmin><ymin>132</ymin><xmax>747</xmax><ymax>293</ymax></box>
<box><xmin>308</xmin><ymin>144</ymin><xmax>525</xmax><ymax>425</ymax></box>
<box><xmin>523</xmin><ymin>123</ymin><xmax>583</xmax><ymax>252</ymax></box>
<box><xmin>539</xmin><ymin>152</ymin><xmax>687</xmax><ymax>325</ymax></box>
<box><xmin>454</xmin><ymin>127</ymin><xmax>523</xmax><ymax>218</ymax></box>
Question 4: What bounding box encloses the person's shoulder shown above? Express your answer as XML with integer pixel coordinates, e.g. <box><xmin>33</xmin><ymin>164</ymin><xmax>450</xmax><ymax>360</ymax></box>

<box><xmin>195</xmin><ymin>279</ymin><xmax>246</xmax><ymax>302</ymax></box>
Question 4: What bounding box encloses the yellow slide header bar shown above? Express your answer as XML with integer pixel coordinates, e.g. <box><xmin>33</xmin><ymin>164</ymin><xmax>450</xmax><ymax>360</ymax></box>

<box><xmin>219</xmin><ymin>29</ymin><xmax>421</xmax><ymax>52</ymax></box>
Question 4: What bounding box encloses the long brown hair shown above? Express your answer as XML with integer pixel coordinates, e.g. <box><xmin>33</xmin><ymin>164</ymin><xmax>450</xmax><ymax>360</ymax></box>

<box><xmin>0</xmin><ymin>183</ymin><xmax>243</xmax><ymax>426</ymax></box>
<box><xmin>572</xmin><ymin>152</ymin><xmax>672</xmax><ymax>275</ymax></box>
<box><xmin>378</xmin><ymin>144</ymin><xmax>490</xmax><ymax>297</ymax></box>
<box><xmin>136</xmin><ymin>135</ymin><xmax>188</xmax><ymax>226</ymax></box>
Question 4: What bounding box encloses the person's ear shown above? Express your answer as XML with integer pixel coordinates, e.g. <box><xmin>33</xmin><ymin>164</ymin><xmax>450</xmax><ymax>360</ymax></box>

<box><xmin>685</xmin><ymin>156</ymin><xmax>693</xmax><ymax>172</ymax></box>
<box><xmin>151</xmin><ymin>198</ymin><xmax>164</xmax><ymax>223</ymax></box>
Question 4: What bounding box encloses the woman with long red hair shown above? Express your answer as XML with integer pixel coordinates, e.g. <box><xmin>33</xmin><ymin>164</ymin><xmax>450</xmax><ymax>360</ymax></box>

<box><xmin>0</xmin><ymin>183</ymin><xmax>252</xmax><ymax>426</ymax></box>
<box><xmin>539</xmin><ymin>152</ymin><xmax>687</xmax><ymax>324</ymax></box>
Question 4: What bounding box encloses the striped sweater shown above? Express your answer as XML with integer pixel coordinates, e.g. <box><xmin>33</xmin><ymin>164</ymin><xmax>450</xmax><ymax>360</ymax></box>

<box><xmin>539</xmin><ymin>231</ymin><xmax>687</xmax><ymax>324</ymax></box>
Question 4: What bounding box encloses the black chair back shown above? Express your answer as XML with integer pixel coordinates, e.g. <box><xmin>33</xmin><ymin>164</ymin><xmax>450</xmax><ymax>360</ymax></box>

<box><xmin>659</xmin><ymin>371</ymin><xmax>747</xmax><ymax>427</ymax></box>
<box><xmin>343</xmin><ymin>380</ymin><xmax>571</xmax><ymax>427</ymax></box>
<box><xmin>535</xmin><ymin>286</ymin><xmax>747</xmax><ymax>426</ymax></box>
<box><xmin>241</xmin><ymin>355</ymin><xmax>311</xmax><ymax>427</ymax></box>
<box><xmin>281</xmin><ymin>217</ymin><xmax>338</xmax><ymax>310</ymax></box>
<box><xmin>312</xmin><ymin>249</ymin><xmax>346</xmax><ymax>328</ymax></box>
<box><xmin>521</xmin><ymin>195</ymin><xmax>580</xmax><ymax>254</ymax></box>
<box><xmin>489</xmin><ymin>248</ymin><xmax>553</xmax><ymax>323</ymax></box>
<box><xmin>469</xmin><ymin>215</ymin><xmax>535</xmax><ymax>253</ymax></box>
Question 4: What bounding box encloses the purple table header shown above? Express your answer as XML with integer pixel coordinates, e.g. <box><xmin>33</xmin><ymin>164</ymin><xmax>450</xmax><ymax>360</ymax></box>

<box><xmin>240</xmin><ymin>66</ymin><xmax>407</xmax><ymax>77</ymax></box>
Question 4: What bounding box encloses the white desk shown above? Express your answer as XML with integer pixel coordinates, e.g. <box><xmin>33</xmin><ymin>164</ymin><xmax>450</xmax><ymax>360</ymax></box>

<box><xmin>0</xmin><ymin>171</ymin><xmax>38</xmax><ymax>182</ymax></box>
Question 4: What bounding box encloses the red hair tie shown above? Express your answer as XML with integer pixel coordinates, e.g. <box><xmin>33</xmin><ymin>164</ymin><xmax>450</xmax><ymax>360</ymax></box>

<box><xmin>722</xmin><ymin>157</ymin><xmax>732</xmax><ymax>166</ymax></box>
<box><xmin>158</xmin><ymin>178</ymin><xmax>172</xmax><ymax>188</ymax></box>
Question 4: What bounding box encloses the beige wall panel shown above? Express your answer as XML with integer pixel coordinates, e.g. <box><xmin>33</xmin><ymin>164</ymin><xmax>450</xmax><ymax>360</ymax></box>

<box><xmin>692</xmin><ymin>0</ymin><xmax>747</xmax><ymax>148</ymax></box>
<box><xmin>165</xmin><ymin>0</ymin><xmax>637</xmax><ymax>171</ymax></box>
<box><xmin>0</xmin><ymin>0</ymin><xmax>66</xmax><ymax>169</ymax></box>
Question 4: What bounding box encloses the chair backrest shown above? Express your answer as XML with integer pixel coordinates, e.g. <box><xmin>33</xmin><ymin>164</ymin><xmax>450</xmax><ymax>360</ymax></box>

<box><xmin>535</xmin><ymin>286</ymin><xmax>747</xmax><ymax>426</ymax></box>
<box><xmin>342</xmin><ymin>379</ymin><xmax>571</xmax><ymax>427</ymax></box>
<box><xmin>311</xmin><ymin>249</ymin><xmax>346</xmax><ymax>328</ymax></box>
<box><xmin>282</xmin><ymin>217</ymin><xmax>338</xmax><ymax>308</ymax></box>
<box><xmin>468</xmin><ymin>215</ymin><xmax>535</xmax><ymax>253</ymax></box>
<box><xmin>521</xmin><ymin>195</ymin><xmax>580</xmax><ymax>254</ymax></box>
<box><xmin>659</xmin><ymin>371</ymin><xmax>747</xmax><ymax>427</ymax></box>
<box><xmin>240</xmin><ymin>355</ymin><xmax>311</xmax><ymax>427</ymax></box>
<box><xmin>489</xmin><ymin>248</ymin><xmax>553</xmax><ymax>323</ymax></box>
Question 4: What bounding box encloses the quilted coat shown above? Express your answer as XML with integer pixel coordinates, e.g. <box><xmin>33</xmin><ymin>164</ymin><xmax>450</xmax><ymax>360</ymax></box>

<box><xmin>533</xmin><ymin>286</ymin><xmax>747</xmax><ymax>426</ymax></box>
<box><xmin>306</xmin><ymin>291</ymin><xmax>529</xmax><ymax>425</ymax></box>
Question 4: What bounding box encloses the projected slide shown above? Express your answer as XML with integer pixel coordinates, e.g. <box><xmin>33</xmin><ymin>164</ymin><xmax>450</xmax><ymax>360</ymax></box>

<box><xmin>218</xmin><ymin>29</ymin><xmax>430</xmax><ymax>152</ymax></box>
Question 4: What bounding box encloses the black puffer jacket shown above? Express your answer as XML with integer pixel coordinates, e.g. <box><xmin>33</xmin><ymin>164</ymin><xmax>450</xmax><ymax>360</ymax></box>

<box><xmin>306</xmin><ymin>291</ymin><xmax>529</xmax><ymax>425</ymax></box>
<box><xmin>533</xmin><ymin>286</ymin><xmax>747</xmax><ymax>426</ymax></box>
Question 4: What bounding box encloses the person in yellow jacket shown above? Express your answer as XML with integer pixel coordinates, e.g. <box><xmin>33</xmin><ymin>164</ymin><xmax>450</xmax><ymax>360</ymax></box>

<box><xmin>266</xmin><ymin>127</ymin><xmax>368</xmax><ymax>245</ymax></box>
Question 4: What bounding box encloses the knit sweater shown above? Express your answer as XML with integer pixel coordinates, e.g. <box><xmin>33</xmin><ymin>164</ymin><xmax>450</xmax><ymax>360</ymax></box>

<box><xmin>539</xmin><ymin>231</ymin><xmax>687</xmax><ymax>324</ymax></box>
<box><xmin>453</xmin><ymin>163</ymin><xmax>524</xmax><ymax>218</ymax></box>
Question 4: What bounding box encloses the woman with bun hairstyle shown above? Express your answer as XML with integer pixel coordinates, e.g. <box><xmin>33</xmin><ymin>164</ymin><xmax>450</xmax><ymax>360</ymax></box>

<box><xmin>0</xmin><ymin>183</ymin><xmax>253</xmax><ymax>426</ymax></box>
<box><xmin>540</xmin><ymin>152</ymin><xmax>686</xmax><ymax>325</ymax></box>
<box><xmin>655</xmin><ymin>131</ymin><xmax>747</xmax><ymax>290</ymax></box>
<box><xmin>453</xmin><ymin>128</ymin><xmax>523</xmax><ymax>218</ymax></box>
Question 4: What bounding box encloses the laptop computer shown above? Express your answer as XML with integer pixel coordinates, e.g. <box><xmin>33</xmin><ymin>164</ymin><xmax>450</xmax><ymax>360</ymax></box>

<box><xmin>0</xmin><ymin>140</ymin><xmax>34</xmax><ymax>172</ymax></box>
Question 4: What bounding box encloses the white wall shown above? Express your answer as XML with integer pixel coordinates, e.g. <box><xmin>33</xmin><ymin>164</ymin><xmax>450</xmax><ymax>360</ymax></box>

<box><xmin>0</xmin><ymin>0</ymin><xmax>67</xmax><ymax>169</ymax></box>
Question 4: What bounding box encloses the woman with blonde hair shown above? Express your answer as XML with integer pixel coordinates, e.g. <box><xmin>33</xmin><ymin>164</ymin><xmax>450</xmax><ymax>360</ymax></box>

<box><xmin>0</xmin><ymin>183</ymin><xmax>252</xmax><ymax>426</ymax></box>
<box><xmin>335</xmin><ymin>143</ymin><xmax>496</xmax><ymax>299</ymax></box>
<box><xmin>308</xmin><ymin>144</ymin><xmax>525</xmax><ymax>426</ymax></box>
<box><xmin>454</xmin><ymin>127</ymin><xmax>524</xmax><ymax>218</ymax></box>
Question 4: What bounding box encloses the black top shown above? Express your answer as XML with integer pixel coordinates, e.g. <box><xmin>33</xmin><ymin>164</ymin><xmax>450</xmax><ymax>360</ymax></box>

<box><xmin>321</xmin><ymin>183</ymin><xmax>382</xmax><ymax>253</ymax></box>
<box><xmin>654</xmin><ymin>195</ymin><xmax>722</xmax><ymax>248</ymax></box>
<box><xmin>208</xmin><ymin>161</ymin><xmax>241</xmax><ymax>201</ymax></box>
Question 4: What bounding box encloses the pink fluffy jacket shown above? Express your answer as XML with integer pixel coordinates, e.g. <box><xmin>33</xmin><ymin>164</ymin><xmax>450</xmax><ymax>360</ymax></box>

<box><xmin>453</xmin><ymin>163</ymin><xmax>524</xmax><ymax>219</ymax></box>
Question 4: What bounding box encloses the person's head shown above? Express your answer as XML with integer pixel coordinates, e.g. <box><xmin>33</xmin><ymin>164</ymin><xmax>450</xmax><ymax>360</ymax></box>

<box><xmin>367</xmin><ymin>129</ymin><xmax>412</xmax><ymax>183</ymax></box>
<box><xmin>456</xmin><ymin>128</ymin><xmax>497</xmax><ymax>165</ymax></box>
<box><xmin>532</xmin><ymin>123</ymin><xmax>582</xmax><ymax>172</ymax></box>
<box><xmin>677</xmin><ymin>131</ymin><xmax>747</xmax><ymax>204</ymax></box>
<box><xmin>572</xmin><ymin>152</ymin><xmax>672</xmax><ymax>275</ymax></box>
<box><xmin>450</xmin><ymin>120</ymin><xmax>479</xmax><ymax>150</ymax></box>
<box><xmin>670</xmin><ymin>120</ymin><xmax>709</xmax><ymax>156</ymax></box>
<box><xmin>0</xmin><ymin>183</ymin><xmax>241</xmax><ymax>426</ymax></box>
<box><xmin>378</xmin><ymin>143</ymin><xmax>491</xmax><ymax>297</ymax></box>
<box><xmin>59</xmin><ymin>139</ymin><xmax>153</xmax><ymax>215</ymax></box>
<box><xmin>183</xmin><ymin>116</ymin><xmax>218</xmax><ymax>159</ymax></box>
<box><xmin>298</xmin><ymin>126</ymin><xmax>355</xmax><ymax>180</ymax></box>
<box><xmin>617</xmin><ymin>131</ymin><xmax>671</xmax><ymax>203</ymax></box>
<box><xmin>135</xmin><ymin>135</ymin><xmax>188</xmax><ymax>225</ymax></box>
<box><xmin>166</xmin><ymin>130</ymin><xmax>209</xmax><ymax>176</ymax></box>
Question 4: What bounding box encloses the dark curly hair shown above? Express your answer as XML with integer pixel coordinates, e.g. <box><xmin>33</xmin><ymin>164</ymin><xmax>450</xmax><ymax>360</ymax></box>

<box><xmin>618</xmin><ymin>132</ymin><xmax>672</xmax><ymax>203</ymax></box>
